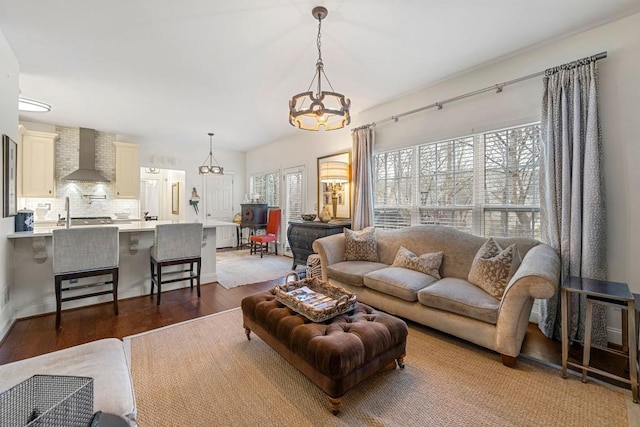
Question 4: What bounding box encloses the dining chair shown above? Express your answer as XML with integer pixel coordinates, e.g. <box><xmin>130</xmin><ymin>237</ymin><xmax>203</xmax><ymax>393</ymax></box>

<box><xmin>250</xmin><ymin>208</ymin><xmax>281</xmax><ymax>258</ymax></box>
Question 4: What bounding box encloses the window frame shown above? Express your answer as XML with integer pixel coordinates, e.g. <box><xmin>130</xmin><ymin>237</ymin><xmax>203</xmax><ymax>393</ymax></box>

<box><xmin>373</xmin><ymin>122</ymin><xmax>541</xmax><ymax>239</ymax></box>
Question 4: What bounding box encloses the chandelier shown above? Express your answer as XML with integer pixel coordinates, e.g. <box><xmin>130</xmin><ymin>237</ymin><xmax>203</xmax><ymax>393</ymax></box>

<box><xmin>198</xmin><ymin>133</ymin><xmax>224</xmax><ymax>175</ymax></box>
<box><xmin>289</xmin><ymin>6</ymin><xmax>350</xmax><ymax>131</ymax></box>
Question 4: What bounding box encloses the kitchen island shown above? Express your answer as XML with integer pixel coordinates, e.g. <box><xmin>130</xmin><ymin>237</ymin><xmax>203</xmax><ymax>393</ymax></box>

<box><xmin>7</xmin><ymin>220</ymin><xmax>238</xmax><ymax>319</ymax></box>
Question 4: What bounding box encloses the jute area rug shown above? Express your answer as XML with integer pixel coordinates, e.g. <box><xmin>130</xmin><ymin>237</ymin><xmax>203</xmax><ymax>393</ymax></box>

<box><xmin>215</xmin><ymin>250</ymin><xmax>302</xmax><ymax>288</ymax></box>
<box><xmin>125</xmin><ymin>308</ymin><xmax>632</xmax><ymax>427</ymax></box>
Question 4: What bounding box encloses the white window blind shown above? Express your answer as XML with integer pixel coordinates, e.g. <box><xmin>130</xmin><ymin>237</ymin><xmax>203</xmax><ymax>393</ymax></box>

<box><xmin>250</xmin><ymin>171</ymin><xmax>280</xmax><ymax>207</ymax></box>
<box><xmin>418</xmin><ymin>136</ymin><xmax>474</xmax><ymax>233</ymax></box>
<box><xmin>373</xmin><ymin>148</ymin><xmax>413</xmax><ymax>228</ymax></box>
<box><xmin>285</xmin><ymin>170</ymin><xmax>303</xmax><ymax>224</ymax></box>
<box><xmin>373</xmin><ymin>123</ymin><xmax>540</xmax><ymax>239</ymax></box>
<box><xmin>483</xmin><ymin>124</ymin><xmax>540</xmax><ymax>238</ymax></box>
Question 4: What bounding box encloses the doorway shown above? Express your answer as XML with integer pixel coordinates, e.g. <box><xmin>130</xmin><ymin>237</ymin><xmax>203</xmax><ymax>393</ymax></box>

<box><xmin>140</xmin><ymin>168</ymin><xmax>185</xmax><ymax>221</ymax></box>
<box><xmin>282</xmin><ymin>166</ymin><xmax>305</xmax><ymax>256</ymax></box>
<box><xmin>204</xmin><ymin>173</ymin><xmax>235</xmax><ymax>248</ymax></box>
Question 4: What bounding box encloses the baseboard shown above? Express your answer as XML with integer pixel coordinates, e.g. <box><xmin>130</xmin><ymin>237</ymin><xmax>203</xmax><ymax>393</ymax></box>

<box><xmin>0</xmin><ymin>309</ymin><xmax>15</xmax><ymax>344</ymax></box>
<box><xmin>532</xmin><ymin>299</ymin><xmax>626</xmax><ymax>345</ymax></box>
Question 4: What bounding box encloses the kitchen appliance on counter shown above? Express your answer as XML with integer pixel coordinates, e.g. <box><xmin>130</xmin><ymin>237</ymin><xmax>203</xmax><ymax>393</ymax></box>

<box><xmin>56</xmin><ymin>216</ymin><xmax>115</xmax><ymax>226</ymax></box>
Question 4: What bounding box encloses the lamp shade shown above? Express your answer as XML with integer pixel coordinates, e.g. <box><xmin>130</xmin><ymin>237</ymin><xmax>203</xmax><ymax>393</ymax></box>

<box><xmin>319</xmin><ymin>161</ymin><xmax>349</xmax><ymax>183</ymax></box>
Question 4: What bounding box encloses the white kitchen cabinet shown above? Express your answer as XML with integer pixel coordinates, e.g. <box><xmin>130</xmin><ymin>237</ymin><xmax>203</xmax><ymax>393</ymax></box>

<box><xmin>114</xmin><ymin>141</ymin><xmax>139</xmax><ymax>199</ymax></box>
<box><xmin>20</xmin><ymin>128</ymin><xmax>59</xmax><ymax>197</ymax></box>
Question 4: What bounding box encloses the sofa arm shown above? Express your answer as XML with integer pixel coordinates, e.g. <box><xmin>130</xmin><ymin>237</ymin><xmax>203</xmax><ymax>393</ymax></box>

<box><xmin>312</xmin><ymin>233</ymin><xmax>346</xmax><ymax>280</ymax></box>
<box><xmin>505</xmin><ymin>243</ymin><xmax>560</xmax><ymax>300</ymax></box>
<box><xmin>495</xmin><ymin>243</ymin><xmax>560</xmax><ymax>357</ymax></box>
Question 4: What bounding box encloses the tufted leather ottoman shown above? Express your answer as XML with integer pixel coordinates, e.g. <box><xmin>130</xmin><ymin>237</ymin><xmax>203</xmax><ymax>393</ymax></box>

<box><xmin>241</xmin><ymin>290</ymin><xmax>408</xmax><ymax>414</ymax></box>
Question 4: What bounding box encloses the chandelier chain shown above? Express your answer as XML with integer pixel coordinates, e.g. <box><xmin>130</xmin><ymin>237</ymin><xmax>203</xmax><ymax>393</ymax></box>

<box><xmin>316</xmin><ymin>14</ymin><xmax>323</xmax><ymax>64</ymax></box>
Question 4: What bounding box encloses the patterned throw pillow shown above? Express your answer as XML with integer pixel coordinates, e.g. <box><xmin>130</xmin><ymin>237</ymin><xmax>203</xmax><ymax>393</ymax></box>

<box><xmin>468</xmin><ymin>238</ymin><xmax>522</xmax><ymax>299</ymax></box>
<box><xmin>344</xmin><ymin>227</ymin><xmax>379</xmax><ymax>262</ymax></box>
<box><xmin>392</xmin><ymin>246</ymin><xmax>443</xmax><ymax>279</ymax></box>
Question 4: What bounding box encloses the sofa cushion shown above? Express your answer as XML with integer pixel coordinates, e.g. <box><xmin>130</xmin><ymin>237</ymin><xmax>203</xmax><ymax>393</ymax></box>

<box><xmin>344</xmin><ymin>227</ymin><xmax>379</xmax><ymax>262</ymax></box>
<box><xmin>327</xmin><ymin>261</ymin><xmax>388</xmax><ymax>286</ymax></box>
<box><xmin>391</xmin><ymin>246</ymin><xmax>443</xmax><ymax>279</ymax></box>
<box><xmin>364</xmin><ymin>267</ymin><xmax>438</xmax><ymax>302</ymax></box>
<box><xmin>468</xmin><ymin>238</ymin><xmax>522</xmax><ymax>299</ymax></box>
<box><xmin>417</xmin><ymin>277</ymin><xmax>500</xmax><ymax>324</ymax></box>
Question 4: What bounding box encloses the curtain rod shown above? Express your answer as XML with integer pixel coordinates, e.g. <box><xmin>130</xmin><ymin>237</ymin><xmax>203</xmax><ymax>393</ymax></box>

<box><xmin>351</xmin><ymin>51</ymin><xmax>607</xmax><ymax>132</ymax></box>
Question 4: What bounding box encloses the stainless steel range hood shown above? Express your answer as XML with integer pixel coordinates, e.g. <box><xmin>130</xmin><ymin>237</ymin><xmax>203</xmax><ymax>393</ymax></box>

<box><xmin>62</xmin><ymin>128</ymin><xmax>110</xmax><ymax>182</ymax></box>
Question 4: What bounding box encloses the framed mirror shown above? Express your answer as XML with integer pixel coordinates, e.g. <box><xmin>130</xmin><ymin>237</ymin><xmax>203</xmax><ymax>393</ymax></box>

<box><xmin>317</xmin><ymin>151</ymin><xmax>351</xmax><ymax>220</ymax></box>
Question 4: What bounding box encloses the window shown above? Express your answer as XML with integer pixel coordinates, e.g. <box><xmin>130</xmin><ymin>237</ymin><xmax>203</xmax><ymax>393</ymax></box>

<box><xmin>373</xmin><ymin>123</ymin><xmax>540</xmax><ymax>238</ymax></box>
<box><xmin>250</xmin><ymin>171</ymin><xmax>280</xmax><ymax>207</ymax></box>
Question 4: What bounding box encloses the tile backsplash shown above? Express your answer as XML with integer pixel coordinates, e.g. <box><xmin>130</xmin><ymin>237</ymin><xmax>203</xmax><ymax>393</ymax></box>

<box><xmin>17</xmin><ymin>125</ymin><xmax>140</xmax><ymax>221</ymax></box>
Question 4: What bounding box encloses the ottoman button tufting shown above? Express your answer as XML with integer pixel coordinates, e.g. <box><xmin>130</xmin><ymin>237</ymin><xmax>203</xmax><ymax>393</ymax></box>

<box><xmin>242</xmin><ymin>291</ymin><xmax>408</xmax><ymax>415</ymax></box>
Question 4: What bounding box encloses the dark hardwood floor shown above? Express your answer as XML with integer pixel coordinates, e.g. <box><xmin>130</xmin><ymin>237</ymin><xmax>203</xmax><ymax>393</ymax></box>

<box><xmin>0</xmin><ymin>276</ymin><xmax>630</xmax><ymax>392</ymax></box>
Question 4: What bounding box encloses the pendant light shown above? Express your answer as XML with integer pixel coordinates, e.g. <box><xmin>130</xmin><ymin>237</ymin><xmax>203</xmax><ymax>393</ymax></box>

<box><xmin>198</xmin><ymin>133</ymin><xmax>224</xmax><ymax>175</ymax></box>
<box><xmin>288</xmin><ymin>6</ymin><xmax>350</xmax><ymax>131</ymax></box>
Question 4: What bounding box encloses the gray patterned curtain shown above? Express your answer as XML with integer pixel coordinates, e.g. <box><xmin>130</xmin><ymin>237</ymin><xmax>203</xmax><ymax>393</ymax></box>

<box><xmin>538</xmin><ymin>59</ymin><xmax>607</xmax><ymax>345</ymax></box>
<box><xmin>351</xmin><ymin>126</ymin><xmax>375</xmax><ymax>230</ymax></box>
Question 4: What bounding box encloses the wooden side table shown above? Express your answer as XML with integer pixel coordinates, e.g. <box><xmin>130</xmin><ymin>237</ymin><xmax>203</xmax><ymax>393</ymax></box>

<box><xmin>561</xmin><ymin>276</ymin><xmax>638</xmax><ymax>402</ymax></box>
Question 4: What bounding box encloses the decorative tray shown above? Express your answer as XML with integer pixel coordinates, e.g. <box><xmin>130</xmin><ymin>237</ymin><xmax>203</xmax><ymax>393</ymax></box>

<box><xmin>274</xmin><ymin>273</ymin><xmax>357</xmax><ymax>323</ymax></box>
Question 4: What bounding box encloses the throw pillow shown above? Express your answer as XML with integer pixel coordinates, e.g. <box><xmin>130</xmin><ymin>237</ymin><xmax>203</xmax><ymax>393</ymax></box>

<box><xmin>392</xmin><ymin>246</ymin><xmax>443</xmax><ymax>279</ymax></box>
<box><xmin>468</xmin><ymin>238</ymin><xmax>522</xmax><ymax>299</ymax></box>
<box><xmin>344</xmin><ymin>227</ymin><xmax>378</xmax><ymax>262</ymax></box>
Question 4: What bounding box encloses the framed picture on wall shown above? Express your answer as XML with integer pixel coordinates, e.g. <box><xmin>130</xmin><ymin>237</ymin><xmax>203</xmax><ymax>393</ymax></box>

<box><xmin>3</xmin><ymin>134</ymin><xmax>17</xmax><ymax>217</ymax></box>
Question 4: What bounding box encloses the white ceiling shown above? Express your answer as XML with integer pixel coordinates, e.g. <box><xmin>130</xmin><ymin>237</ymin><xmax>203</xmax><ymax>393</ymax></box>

<box><xmin>1</xmin><ymin>1</ymin><xmax>639</xmax><ymax>152</ymax></box>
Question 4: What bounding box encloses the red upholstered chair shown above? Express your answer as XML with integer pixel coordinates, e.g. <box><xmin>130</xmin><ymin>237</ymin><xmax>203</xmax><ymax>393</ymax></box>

<box><xmin>250</xmin><ymin>208</ymin><xmax>281</xmax><ymax>258</ymax></box>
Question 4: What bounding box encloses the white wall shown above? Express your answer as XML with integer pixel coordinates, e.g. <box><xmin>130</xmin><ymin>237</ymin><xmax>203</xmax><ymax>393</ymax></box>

<box><xmin>248</xmin><ymin>13</ymin><xmax>640</xmax><ymax>296</ymax></box>
<box><xmin>0</xmin><ymin>28</ymin><xmax>19</xmax><ymax>337</ymax></box>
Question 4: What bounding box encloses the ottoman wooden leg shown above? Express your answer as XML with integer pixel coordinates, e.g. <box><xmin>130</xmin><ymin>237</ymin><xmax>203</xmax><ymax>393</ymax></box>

<box><xmin>244</xmin><ymin>327</ymin><xmax>251</xmax><ymax>341</ymax></box>
<box><xmin>328</xmin><ymin>396</ymin><xmax>342</xmax><ymax>415</ymax></box>
<box><xmin>397</xmin><ymin>354</ymin><xmax>405</xmax><ymax>369</ymax></box>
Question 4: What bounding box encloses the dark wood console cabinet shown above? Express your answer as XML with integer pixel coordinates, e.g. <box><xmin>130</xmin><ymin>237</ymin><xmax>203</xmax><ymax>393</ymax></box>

<box><xmin>287</xmin><ymin>221</ymin><xmax>351</xmax><ymax>270</ymax></box>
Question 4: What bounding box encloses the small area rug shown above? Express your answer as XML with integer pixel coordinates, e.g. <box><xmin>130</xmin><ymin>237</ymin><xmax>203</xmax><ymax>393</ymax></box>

<box><xmin>125</xmin><ymin>308</ymin><xmax>630</xmax><ymax>426</ymax></box>
<box><xmin>215</xmin><ymin>249</ymin><xmax>302</xmax><ymax>288</ymax></box>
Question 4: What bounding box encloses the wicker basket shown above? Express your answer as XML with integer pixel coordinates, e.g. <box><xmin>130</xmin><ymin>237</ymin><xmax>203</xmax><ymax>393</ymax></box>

<box><xmin>274</xmin><ymin>273</ymin><xmax>357</xmax><ymax>322</ymax></box>
<box><xmin>0</xmin><ymin>375</ymin><xmax>94</xmax><ymax>427</ymax></box>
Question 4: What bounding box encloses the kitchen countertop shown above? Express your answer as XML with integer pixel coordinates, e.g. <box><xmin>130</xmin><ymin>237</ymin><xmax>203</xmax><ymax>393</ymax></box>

<box><xmin>6</xmin><ymin>219</ymin><xmax>238</xmax><ymax>239</ymax></box>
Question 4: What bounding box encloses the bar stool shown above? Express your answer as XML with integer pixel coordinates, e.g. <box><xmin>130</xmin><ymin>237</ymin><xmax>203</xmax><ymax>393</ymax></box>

<box><xmin>149</xmin><ymin>223</ymin><xmax>203</xmax><ymax>305</ymax></box>
<box><xmin>582</xmin><ymin>289</ymin><xmax>638</xmax><ymax>402</ymax></box>
<box><xmin>52</xmin><ymin>227</ymin><xmax>119</xmax><ymax>329</ymax></box>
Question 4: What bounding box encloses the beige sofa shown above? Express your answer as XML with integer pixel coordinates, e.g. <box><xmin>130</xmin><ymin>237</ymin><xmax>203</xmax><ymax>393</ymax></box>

<box><xmin>0</xmin><ymin>338</ymin><xmax>136</xmax><ymax>424</ymax></box>
<box><xmin>312</xmin><ymin>225</ymin><xmax>560</xmax><ymax>366</ymax></box>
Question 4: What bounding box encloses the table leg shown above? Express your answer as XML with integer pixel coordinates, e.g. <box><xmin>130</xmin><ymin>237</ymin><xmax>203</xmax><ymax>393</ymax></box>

<box><xmin>628</xmin><ymin>300</ymin><xmax>638</xmax><ymax>403</ymax></box>
<box><xmin>582</xmin><ymin>299</ymin><xmax>593</xmax><ymax>382</ymax></box>
<box><xmin>561</xmin><ymin>288</ymin><xmax>569</xmax><ymax>379</ymax></box>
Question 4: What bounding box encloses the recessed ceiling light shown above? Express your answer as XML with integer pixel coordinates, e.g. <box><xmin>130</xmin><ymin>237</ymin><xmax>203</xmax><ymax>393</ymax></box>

<box><xmin>18</xmin><ymin>97</ymin><xmax>51</xmax><ymax>112</ymax></box>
